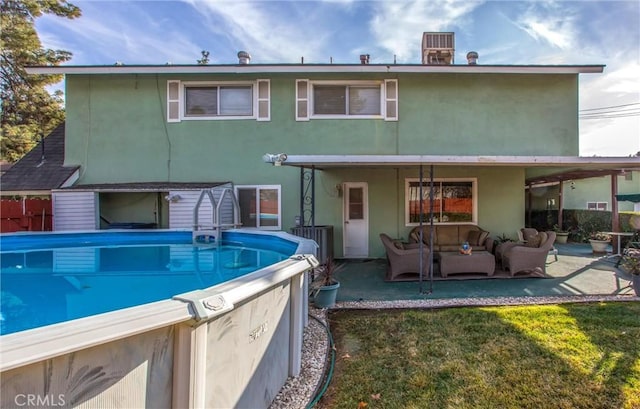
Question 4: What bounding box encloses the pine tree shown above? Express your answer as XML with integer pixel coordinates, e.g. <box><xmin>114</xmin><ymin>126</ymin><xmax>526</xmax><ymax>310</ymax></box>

<box><xmin>1</xmin><ymin>0</ymin><xmax>81</xmax><ymax>162</ymax></box>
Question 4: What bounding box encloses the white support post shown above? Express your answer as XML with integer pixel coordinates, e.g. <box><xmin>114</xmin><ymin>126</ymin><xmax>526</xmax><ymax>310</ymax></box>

<box><xmin>289</xmin><ymin>272</ymin><xmax>305</xmax><ymax>376</ymax></box>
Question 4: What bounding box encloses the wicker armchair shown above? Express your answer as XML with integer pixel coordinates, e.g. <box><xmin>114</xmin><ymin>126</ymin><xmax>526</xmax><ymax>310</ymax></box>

<box><xmin>502</xmin><ymin>231</ymin><xmax>556</xmax><ymax>276</ymax></box>
<box><xmin>379</xmin><ymin>233</ymin><xmax>430</xmax><ymax>281</ymax></box>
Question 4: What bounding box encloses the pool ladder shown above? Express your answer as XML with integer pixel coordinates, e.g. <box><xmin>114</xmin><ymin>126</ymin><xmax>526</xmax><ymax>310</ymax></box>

<box><xmin>192</xmin><ymin>188</ymin><xmax>241</xmax><ymax>245</ymax></box>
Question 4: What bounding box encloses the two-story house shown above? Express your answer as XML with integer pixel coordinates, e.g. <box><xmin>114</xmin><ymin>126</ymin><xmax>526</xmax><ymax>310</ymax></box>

<box><xmin>27</xmin><ymin>32</ymin><xmax>639</xmax><ymax>259</ymax></box>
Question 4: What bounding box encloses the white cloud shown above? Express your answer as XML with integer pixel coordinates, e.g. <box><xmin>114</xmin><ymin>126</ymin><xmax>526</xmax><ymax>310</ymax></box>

<box><xmin>513</xmin><ymin>2</ymin><xmax>577</xmax><ymax>50</ymax></box>
<box><xmin>182</xmin><ymin>0</ymin><xmax>334</xmax><ymax>63</ymax></box>
<box><xmin>38</xmin><ymin>3</ymin><xmax>201</xmax><ymax>64</ymax></box>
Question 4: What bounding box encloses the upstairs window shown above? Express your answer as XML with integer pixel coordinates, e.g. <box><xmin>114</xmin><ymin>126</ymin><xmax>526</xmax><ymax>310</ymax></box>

<box><xmin>185</xmin><ymin>86</ymin><xmax>252</xmax><ymax>117</ymax></box>
<box><xmin>296</xmin><ymin>79</ymin><xmax>398</xmax><ymax>121</ymax></box>
<box><xmin>167</xmin><ymin>80</ymin><xmax>270</xmax><ymax>122</ymax></box>
<box><xmin>313</xmin><ymin>84</ymin><xmax>381</xmax><ymax>116</ymax></box>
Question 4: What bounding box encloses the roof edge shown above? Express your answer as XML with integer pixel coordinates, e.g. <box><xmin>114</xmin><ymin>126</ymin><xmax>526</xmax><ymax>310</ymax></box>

<box><xmin>266</xmin><ymin>154</ymin><xmax>640</xmax><ymax>168</ymax></box>
<box><xmin>25</xmin><ymin>64</ymin><xmax>605</xmax><ymax>75</ymax></box>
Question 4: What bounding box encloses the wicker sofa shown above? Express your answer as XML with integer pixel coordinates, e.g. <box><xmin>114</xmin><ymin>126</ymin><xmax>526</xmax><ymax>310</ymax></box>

<box><xmin>408</xmin><ymin>225</ymin><xmax>491</xmax><ymax>253</ymax></box>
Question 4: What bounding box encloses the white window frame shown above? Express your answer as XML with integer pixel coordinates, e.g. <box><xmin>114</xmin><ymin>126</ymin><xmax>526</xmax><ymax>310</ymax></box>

<box><xmin>234</xmin><ymin>185</ymin><xmax>282</xmax><ymax>230</ymax></box>
<box><xmin>167</xmin><ymin>80</ymin><xmax>270</xmax><ymax>122</ymax></box>
<box><xmin>586</xmin><ymin>201</ymin><xmax>608</xmax><ymax>211</ymax></box>
<box><xmin>405</xmin><ymin>178</ymin><xmax>478</xmax><ymax>226</ymax></box>
<box><xmin>309</xmin><ymin>80</ymin><xmax>384</xmax><ymax>119</ymax></box>
<box><xmin>182</xmin><ymin>81</ymin><xmax>255</xmax><ymax>120</ymax></box>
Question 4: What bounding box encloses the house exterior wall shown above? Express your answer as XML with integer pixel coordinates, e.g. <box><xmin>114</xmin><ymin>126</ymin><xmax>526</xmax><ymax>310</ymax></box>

<box><xmin>562</xmin><ymin>172</ymin><xmax>639</xmax><ymax>211</ymax></box>
<box><xmin>529</xmin><ymin>172</ymin><xmax>640</xmax><ymax>213</ymax></box>
<box><xmin>314</xmin><ymin>166</ymin><xmax>524</xmax><ymax>257</ymax></box>
<box><xmin>64</xmin><ymin>73</ymin><xmax>579</xmax><ymax>184</ymax></box>
<box><xmin>61</xmin><ymin>71</ymin><xmax>579</xmax><ymax>256</ymax></box>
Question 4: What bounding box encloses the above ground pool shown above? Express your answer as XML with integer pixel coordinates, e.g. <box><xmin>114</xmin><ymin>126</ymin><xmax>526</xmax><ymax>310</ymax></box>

<box><xmin>1</xmin><ymin>229</ymin><xmax>318</xmax><ymax>408</ymax></box>
<box><xmin>0</xmin><ymin>230</ymin><xmax>299</xmax><ymax>335</ymax></box>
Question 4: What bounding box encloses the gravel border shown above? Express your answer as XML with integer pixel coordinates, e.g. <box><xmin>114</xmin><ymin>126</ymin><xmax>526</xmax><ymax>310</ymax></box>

<box><xmin>271</xmin><ymin>294</ymin><xmax>638</xmax><ymax>409</ymax></box>
<box><xmin>269</xmin><ymin>307</ymin><xmax>328</xmax><ymax>409</ymax></box>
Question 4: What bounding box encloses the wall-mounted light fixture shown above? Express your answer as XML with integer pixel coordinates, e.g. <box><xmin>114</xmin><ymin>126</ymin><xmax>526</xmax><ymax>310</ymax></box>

<box><xmin>165</xmin><ymin>193</ymin><xmax>182</xmax><ymax>202</ymax></box>
<box><xmin>262</xmin><ymin>153</ymin><xmax>288</xmax><ymax>166</ymax></box>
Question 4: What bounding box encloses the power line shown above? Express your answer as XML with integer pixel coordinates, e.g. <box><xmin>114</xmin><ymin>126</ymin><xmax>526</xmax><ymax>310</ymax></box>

<box><xmin>580</xmin><ymin>102</ymin><xmax>640</xmax><ymax>112</ymax></box>
<box><xmin>580</xmin><ymin>107</ymin><xmax>640</xmax><ymax>116</ymax></box>
<box><xmin>580</xmin><ymin>112</ymin><xmax>640</xmax><ymax>119</ymax></box>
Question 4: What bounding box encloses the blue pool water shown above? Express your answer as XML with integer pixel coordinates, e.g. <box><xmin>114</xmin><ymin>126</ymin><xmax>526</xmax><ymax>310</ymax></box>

<box><xmin>0</xmin><ymin>231</ymin><xmax>297</xmax><ymax>335</ymax></box>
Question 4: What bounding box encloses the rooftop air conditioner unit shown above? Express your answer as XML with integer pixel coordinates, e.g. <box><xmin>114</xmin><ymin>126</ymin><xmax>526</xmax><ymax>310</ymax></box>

<box><xmin>422</xmin><ymin>32</ymin><xmax>455</xmax><ymax>65</ymax></box>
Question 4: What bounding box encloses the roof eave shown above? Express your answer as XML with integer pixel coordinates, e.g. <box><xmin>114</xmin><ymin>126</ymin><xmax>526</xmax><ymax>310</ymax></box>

<box><xmin>25</xmin><ymin>64</ymin><xmax>605</xmax><ymax>76</ymax></box>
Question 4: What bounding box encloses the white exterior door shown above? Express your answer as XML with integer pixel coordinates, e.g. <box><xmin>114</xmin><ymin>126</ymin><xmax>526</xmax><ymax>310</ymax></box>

<box><xmin>343</xmin><ymin>182</ymin><xmax>368</xmax><ymax>258</ymax></box>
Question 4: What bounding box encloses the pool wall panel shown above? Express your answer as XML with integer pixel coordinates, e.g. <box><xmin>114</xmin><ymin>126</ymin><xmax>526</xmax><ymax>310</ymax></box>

<box><xmin>0</xmin><ymin>326</ymin><xmax>174</xmax><ymax>408</ymax></box>
<box><xmin>205</xmin><ymin>282</ymin><xmax>291</xmax><ymax>408</ymax></box>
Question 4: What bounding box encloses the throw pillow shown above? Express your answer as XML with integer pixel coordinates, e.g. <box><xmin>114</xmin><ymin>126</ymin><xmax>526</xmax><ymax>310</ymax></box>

<box><xmin>521</xmin><ymin>228</ymin><xmax>539</xmax><ymax>242</ymax></box>
<box><xmin>478</xmin><ymin>231</ymin><xmax>489</xmax><ymax>246</ymax></box>
<box><xmin>537</xmin><ymin>232</ymin><xmax>548</xmax><ymax>247</ymax></box>
<box><xmin>525</xmin><ymin>234</ymin><xmax>542</xmax><ymax>248</ymax></box>
<box><xmin>467</xmin><ymin>230</ymin><xmax>482</xmax><ymax>246</ymax></box>
<box><xmin>393</xmin><ymin>240</ymin><xmax>404</xmax><ymax>250</ymax></box>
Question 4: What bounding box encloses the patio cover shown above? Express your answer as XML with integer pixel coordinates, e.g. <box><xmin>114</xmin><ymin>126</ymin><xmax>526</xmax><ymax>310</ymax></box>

<box><xmin>264</xmin><ymin>154</ymin><xmax>640</xmax><ymax>170</ymax></box>
<box><xmin>616</xmin><ymin>193</ymin><xmax>640</xmax><ymax>203</ymax></box>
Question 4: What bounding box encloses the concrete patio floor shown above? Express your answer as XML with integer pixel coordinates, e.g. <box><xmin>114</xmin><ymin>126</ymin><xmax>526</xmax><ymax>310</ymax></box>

<box><xmin>331</xmin><ymin>243</ymin><xmax>637</xmax><ymax>302</ymax></box>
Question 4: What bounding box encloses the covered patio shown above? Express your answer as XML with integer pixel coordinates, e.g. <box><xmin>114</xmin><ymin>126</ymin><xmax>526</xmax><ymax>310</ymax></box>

<box><xmin>268</xmin><ymin>154</ymin><xmax>639</xmax><ymax>286</ymax></box>
<box><xmin>328</xmin><ymin>242</ymin><xmax>637</xmax><ymax>302</ymax></box>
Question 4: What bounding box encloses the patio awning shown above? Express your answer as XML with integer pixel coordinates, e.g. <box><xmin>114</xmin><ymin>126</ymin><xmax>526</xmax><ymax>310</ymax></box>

<box><xmin>52</xmin><ymin>182</ymin><xmax>230</xmax><ymax>192</ymax></box>
<box><xmin>616</xmin><ymin>193</ymin><xmax>640</xmax><ymax>203</ymax></box>
<box><xmin>263</xmin><ymin>153</ymin><xmax>640</xmax><ymax>171</ymax></box>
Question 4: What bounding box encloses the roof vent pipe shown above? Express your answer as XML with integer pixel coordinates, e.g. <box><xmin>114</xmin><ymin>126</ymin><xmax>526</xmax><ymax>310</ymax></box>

<box><xmin>359</xmin><ymin>54</ymin><xmax>370</xmax><ymax>64</ymax></box>
<box><xmin>466</xmin><ymin>51</ymin><xmax>478</xmax><ymax>65</ymax></box>
<box><xmin>237</xmin><ymin>51</ymin><xmax>251</xmax><ymax>65</ymax></box>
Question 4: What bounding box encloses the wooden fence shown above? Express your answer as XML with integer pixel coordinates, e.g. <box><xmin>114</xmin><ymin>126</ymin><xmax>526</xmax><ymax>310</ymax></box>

<box><xmin>1</xmin><ymin>198</ymin><xmax>53</xmax><ymax>232</ymax></box>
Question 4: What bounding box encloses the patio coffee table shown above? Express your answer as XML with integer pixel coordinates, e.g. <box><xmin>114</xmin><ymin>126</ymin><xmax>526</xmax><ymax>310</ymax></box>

<box><xmin>439</xmin><ymin>251</ymin><xmax>495</xmax><ymax>277</ymax></box>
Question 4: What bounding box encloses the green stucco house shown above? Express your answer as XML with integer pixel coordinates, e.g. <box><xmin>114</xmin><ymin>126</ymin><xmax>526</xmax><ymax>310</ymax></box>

<box><xmin>28</xmin><ymin>33</ymin><xmax>639</xmax><ymax>259</ymax></box>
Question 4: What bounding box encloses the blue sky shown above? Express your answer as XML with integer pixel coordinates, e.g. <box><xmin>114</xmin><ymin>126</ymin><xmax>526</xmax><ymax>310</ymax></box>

<box><xmin>36</xmin><ymin>0</ymin><xmax>639</xmax><ymax>157</ymax></box>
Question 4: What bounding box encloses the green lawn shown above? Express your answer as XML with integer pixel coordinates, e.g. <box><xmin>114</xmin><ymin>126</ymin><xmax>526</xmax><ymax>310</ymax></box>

<box><xmin>319</xmin><ymin>302</ymin><xmax>640</xmax><ymax>409</ymax></box>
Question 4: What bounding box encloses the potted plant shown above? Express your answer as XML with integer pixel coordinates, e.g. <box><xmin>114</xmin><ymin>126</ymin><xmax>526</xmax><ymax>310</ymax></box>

<box><xmin>589</xmin><ymin>232</ymin><xmax>611</xmax><ymax>254</ymax></box>
<box><xmin>309</xmin><ymin>258</ymin><xmax>343</xmax><ymax>308</ymax></box>
<box><xmin>553</xmin><ymin>224</ymin><xmax>569</xmax><ymax>244</ymax></box>
<box><xmin>621</xmin><ymin>249</ymin><xmax>640</xmax><ymax>296</ymax></box>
